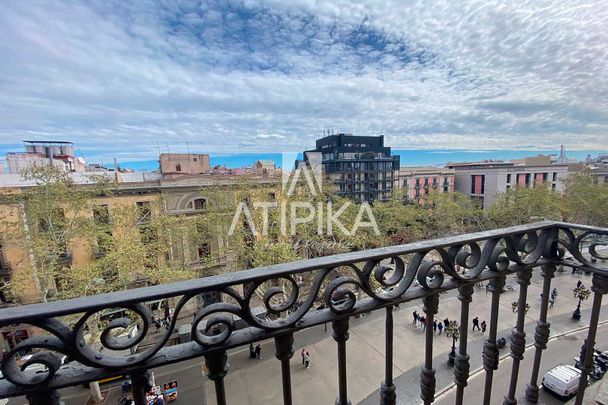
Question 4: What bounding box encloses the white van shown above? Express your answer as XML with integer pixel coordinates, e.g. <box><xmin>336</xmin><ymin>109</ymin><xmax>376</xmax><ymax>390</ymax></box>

<box><xmin>542</xmin><ymin>365</ymin><xmax>581</xmax><ymax>398</ymax></box>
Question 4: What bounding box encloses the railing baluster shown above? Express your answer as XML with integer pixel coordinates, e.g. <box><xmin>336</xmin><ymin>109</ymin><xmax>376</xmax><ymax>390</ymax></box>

<box><xmin>332</xmin><ymin>318</ymin><xmax>351</xmax><ymax>405</ymax></box>
<box><xmin>574</xmin><ymin>273</ymin><xmax>608</xmax><ymax>405</ymax></box>
<box><xmin>454</xmin><ymin>284</ymin><xmax>474</xmax><ymax>405</ymax></box>
<box><xmin>274</xmin><ymin>334</ymin><xmax>295</xmax><ymax>405</ymax></box>
<box><xmin>420</xmin><ymin>294</ymin><xmax>439</xmax><ymax>405</ymax></box>
<box><xmin>503</xmin><ymin>268</ymin><xmax>532</xmax><ymax>405</ymax></box>
<box><xmin>205</xmin><ymin>350</ymin><xmax>229</xmax><ymax>405</ymax></box>
<box><xmin>525</xmin><ymin>263</ymin><xmax>556</xmax><ymax>402</ymax></box>
<box><xmin>380</xmin><ymin>305</ymin><xmax>396</xmax><ymax>405</ymax></box>
<box><xmin>130</xmin><ymin>370</ymin><xmax>152</xmax><ymax>405</ymax></box>
<box><xmin>482</xmin><ymin>276</ymin><xmax>506</xmax><ymax>405</ymax></box>
<box><xmin>25</xmin><ymin>390</ymin><xmax>62</xmax><ymax>405</ymax></box>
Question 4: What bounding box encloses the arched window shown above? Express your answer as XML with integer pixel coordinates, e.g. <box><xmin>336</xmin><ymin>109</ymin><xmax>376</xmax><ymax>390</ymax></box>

<box><xmin>192</xmin><ymin>198</ymin><xmax>206</xmax><ymax>210</ymax></box>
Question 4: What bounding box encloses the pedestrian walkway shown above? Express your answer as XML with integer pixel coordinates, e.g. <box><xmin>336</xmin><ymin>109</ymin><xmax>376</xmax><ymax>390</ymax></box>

<box><xmin>200</xmin><ymin>269</ymin><xmax>603</xmax><ymax>405</ymax></box>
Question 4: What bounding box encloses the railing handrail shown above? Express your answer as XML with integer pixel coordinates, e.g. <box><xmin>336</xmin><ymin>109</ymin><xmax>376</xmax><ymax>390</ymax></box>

<box><xmin>1</xmin><ymin>221</ymin><xmax>608</xmax><ymax>405</ymax></box>
<box><xmin>0</xmin><ymin>220</ymin><xmax>590</xmax><ymax>324</ymax></box>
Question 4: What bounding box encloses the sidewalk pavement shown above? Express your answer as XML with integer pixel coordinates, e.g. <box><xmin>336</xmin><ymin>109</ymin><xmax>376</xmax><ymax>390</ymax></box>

<box><xmin>201</xmin><ymin>269</ymin><xmax>604</xmax><ymax>405</ymax></box>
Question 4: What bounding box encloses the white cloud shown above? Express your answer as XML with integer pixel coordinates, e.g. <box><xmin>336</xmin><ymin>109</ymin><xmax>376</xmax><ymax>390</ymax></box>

<box><xmin>0</xmin><ymin>0</ymin><xmax>606</xmax><ymax>164</ymax></box>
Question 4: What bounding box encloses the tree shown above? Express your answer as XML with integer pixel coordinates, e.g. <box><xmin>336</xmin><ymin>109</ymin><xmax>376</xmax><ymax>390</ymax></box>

<box><xmin>0</xmin><ymin>165</ymin><xmax>111</xmax><ymax>302</ymax></box>
<box><xmin>420</xmin><ymin>191</ymin><xmax>485</xmax><ymax>237</ymax></box>
<box><xmin>563</xmin><ymin>173</ymin><xmax>608</xmax><ymax>226</ymax></box>
<box><xmin>485</xmin><ymin>184</ymin><xmax>563</xmax><ymax>228</ymax></box>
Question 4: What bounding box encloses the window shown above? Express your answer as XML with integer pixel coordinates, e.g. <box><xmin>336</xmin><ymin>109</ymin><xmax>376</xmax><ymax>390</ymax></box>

<box><xmin>507</xmin><ymin>174</ymin><xmax>511</xmax><ymax>184</ymax></box>
<box><xmin>193</xmin><ymin>198</ymin><xmax>206</xmax><ymax>210</ymax></box>
<box><xmin>415</xmin><ymin>178</ymin><xmax>420</xmax><ymax>186</ymax></box>
<box><xmin>176</xmin><ymin>163</ymin><xmax>182</xmax><ymax>172</ymax></box>
<box><xmin>198</xmin><ymin>242</ymin><xmax>211</xmax><ymax>259</ymax></box>
<box><xmin>471</xmin><ymin>175</ymin><xmax>485</xmax><ymax>194</ymax></box>
<box><xmin>552</xmin><ymin>172</ymin><xmax>557</xmax><ymax>181</ymax></box>
<box><xmin>193</xmin><ymin>157</ymin><xmax>198</xmax><ymax>162</ymax></box>
<box><xmin>136</xmin><ymin>201</ymin><xmax>152</xmax><ymax>223</ymax></box>
<box><xmin>552</xmin><ymin>183</ymin><xmax>556</xmax><ymax>191</ymax></box>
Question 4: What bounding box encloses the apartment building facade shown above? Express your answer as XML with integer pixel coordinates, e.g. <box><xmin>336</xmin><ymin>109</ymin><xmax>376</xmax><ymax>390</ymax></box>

<box><xmin>303</xmin><ymin>133</ymin><xmax>400</xmax><ymax>202</ymax></box>
<box><xmin>395</xmin><ymin>166</ymin><xmax>455</xmax><ymax>201</ymax></box>
<box><xmin>0</xmin><ymin>168</ymin><xmax>280</xmax><ymax>354</ymax></box>
<box><xmin>447</xmin><ymin>156</ymin><xmax>581</xmax><ymax>208</ymax></box>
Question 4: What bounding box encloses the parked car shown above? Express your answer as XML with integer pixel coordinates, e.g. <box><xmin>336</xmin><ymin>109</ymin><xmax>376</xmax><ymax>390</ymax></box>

<box><xmin>542</xmin><ymin>364</ymin><xmax>581</xmax><ymax>399</ymax></box>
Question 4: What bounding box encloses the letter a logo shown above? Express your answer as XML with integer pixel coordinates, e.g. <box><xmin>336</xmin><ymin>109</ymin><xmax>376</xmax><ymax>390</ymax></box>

<box><xmin>281</xmin><ymin>152</ymin><xmax>323</xmax><ymax>196</ymax></box>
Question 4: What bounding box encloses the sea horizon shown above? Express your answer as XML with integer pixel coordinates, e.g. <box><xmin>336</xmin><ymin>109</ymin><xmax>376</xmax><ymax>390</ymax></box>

<box><xmin>114</xmin><ymin>148</ymin><xmax>607</xmax><ymax>172</ymax></box>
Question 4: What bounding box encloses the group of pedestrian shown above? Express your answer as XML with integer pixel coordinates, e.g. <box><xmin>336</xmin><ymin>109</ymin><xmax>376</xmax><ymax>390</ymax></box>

<box><xmin>154</xmin><ymin>316</ymin><xmax>170</xmax><ymax>332</ymax></box>
<box><xmin>301</xmin><ymin>349</ymin><xmax>312</xmax><ymax>368</ymax></box>
<box><xmin>412</xmin><ymin>311</ymin><xmax>448</xmax><ymax>335</ymax></box>
<box><xmin>432</xmin><ymin>320</ymin><xmax>444</xmax><ymax>334</ymax></box>
<box><xmin>412</xmin><ymin>310</ymin><xmax>427</xmax><ymax>331</ymax></box>
<box><xmin>472</xmin><ymin>317</ymin><xmax>487</xmax><ymax>333</ymax></box>
<box><xmin>249</xmin><ymin>343</ymin><xmax>262</xmax><ymax>359</ymax></box>
<box><xmin>412</xmin><ymin>311</ymin><xmax>437</xmax><ymax>332</ymax></box>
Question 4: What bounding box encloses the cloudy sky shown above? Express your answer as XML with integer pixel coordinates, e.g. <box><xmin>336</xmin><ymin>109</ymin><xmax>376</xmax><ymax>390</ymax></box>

<box><xmin>0</xmin><ymin>0</ymin><xmax>607</xmax><ymax>162</ymax></box>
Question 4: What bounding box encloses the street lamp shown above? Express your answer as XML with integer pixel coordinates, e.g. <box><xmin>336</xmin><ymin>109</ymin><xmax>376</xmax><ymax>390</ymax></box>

<box><xmin>446</xmin><ymin>320</ymin><xmax>460</xmax><ymax>366</ymax></box>
<box><xmin>572</xmin><ymin>284</ymin><xmax>591</xmax><ymax>320</ymax></box>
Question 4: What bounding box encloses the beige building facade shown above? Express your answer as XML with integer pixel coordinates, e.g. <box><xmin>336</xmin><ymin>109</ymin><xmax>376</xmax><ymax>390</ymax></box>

<box><xmin>395</xmin><ymin>166</ymin><xmax>455</xmax><ymax>201</ymax></box>
<box><xmin>160</xmin><ymin>153</ymin><xmax>211</xmax><ymax>176</ymax></box>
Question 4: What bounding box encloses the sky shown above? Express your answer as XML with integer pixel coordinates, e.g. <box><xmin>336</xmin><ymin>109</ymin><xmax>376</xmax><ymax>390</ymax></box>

<box><xmin>0</xmin><ymin>0</ymin><xmax>607</xmax><ymax>163</ymax></box>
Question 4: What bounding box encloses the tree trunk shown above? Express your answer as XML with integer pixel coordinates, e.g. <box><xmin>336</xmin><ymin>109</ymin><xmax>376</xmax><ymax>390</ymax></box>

<box><xmin>89</xmin><ymin>381</ymin><xmax>104</xmax><ymax>403</ymax></box>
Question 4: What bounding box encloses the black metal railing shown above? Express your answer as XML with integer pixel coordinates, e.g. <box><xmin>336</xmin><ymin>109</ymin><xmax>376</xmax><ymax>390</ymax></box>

<box><xmin>1</xmin><ymin>221</ymin><xmax>607</xmax><ymax>405</ymax></box>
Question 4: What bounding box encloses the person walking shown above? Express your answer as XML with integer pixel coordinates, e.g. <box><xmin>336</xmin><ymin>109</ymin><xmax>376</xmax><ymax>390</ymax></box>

<box><xmin>512</xmin><ymin>301</ymin><xmax>518</xmax><ymax>312</ymax></box>
<box><xmin>577</xmin><ymin>280</ymin><xmax>582</xmax><ymax>288</ymax></box>
<box><xmin>420</xmin><ymin>316</ymin><xmax>426</xmax><ymax>331</ymax></box>
<box><xmin>304</xmin><ymin>351</ymin><xmax>311</xmax><ymax>368</ymax></box>
<box><xmin>255</xmin><ymin>344</ymin><xmax>261</xmax><ymax>359</ymax></box>
<box><xmin>472</xmin><ymin>317</ymin><xmax>480</xmax><ymax>331</ymax></box>
<box><xmin>443</xmin><ymin>318</ymin><xmax>449</xmax><ymax>329</ymax></box>
<box><xmin>250</xmin><ymin>343</ymin><xmax>256</xmax><ymax>359</ymax></box>
<box><xmin>301</xmin><ymin>348</ymin><xmax>306</xmax><ymax>365</ymax></box>
<box><xmin>549</xmin><ymin>297</ymin><xmax>555</xmax><ymax>308</ymax></box>
<box><xmin>481</xmin><ymin>320</ymin><xmax>487</xmax><ymax>333</ymax></box>
<box><xmin>551</xmin><ymin>288</ymin><xmax>558</xmax><ymax>302</ymax></box>
<box><xmin>437</xmin><ymin>321</ymin><xmax>443</xmax><ymax>335</ymax></box>
<box><xmin>433</xmin><ymin>320</ymin><xmax>437</xmax><ymax>333</ymax></box>
<box><xmin>412</xmin><ymin>311</ymin><xmax>418</xmax><ymax>325</ymax></box>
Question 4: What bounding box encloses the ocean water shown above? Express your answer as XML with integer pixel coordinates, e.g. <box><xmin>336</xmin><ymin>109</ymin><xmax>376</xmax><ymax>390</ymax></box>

<box><xmin>118</xmin><ymin>149</ymin><xmax>606</xmax><ymax>171</ymax></box>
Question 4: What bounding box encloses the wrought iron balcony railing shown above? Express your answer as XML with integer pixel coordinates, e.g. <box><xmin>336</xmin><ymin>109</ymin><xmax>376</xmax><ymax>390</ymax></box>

<box><xmin>0</xmin><ymin>221</ymin><xmax>607</xmax><ymax>405</ymax></box>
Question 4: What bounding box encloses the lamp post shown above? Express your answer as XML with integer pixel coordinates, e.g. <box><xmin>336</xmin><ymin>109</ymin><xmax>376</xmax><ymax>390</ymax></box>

<box><xmin>572</xmin><ymin>284</ymin><xmax>591</xmax><ymax>320</ymax></box>
<box><xmin>446</xmin><ymin>320</ymin><xmax>460</xmax><ymax>366</ymax></box>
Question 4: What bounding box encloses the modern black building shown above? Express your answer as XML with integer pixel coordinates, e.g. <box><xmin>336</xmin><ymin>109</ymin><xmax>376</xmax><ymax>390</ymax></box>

<box><xmin>303</xmin><ymin>133</ymin><xmax>400</xmax><ymax>202</ymax></box>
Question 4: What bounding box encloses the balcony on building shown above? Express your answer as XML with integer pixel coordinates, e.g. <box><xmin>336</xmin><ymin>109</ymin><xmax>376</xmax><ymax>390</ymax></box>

<box><xmin>0</xmin><ymin>221</ymin><xmax>607</xmax><ymax>405</ymax></box>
